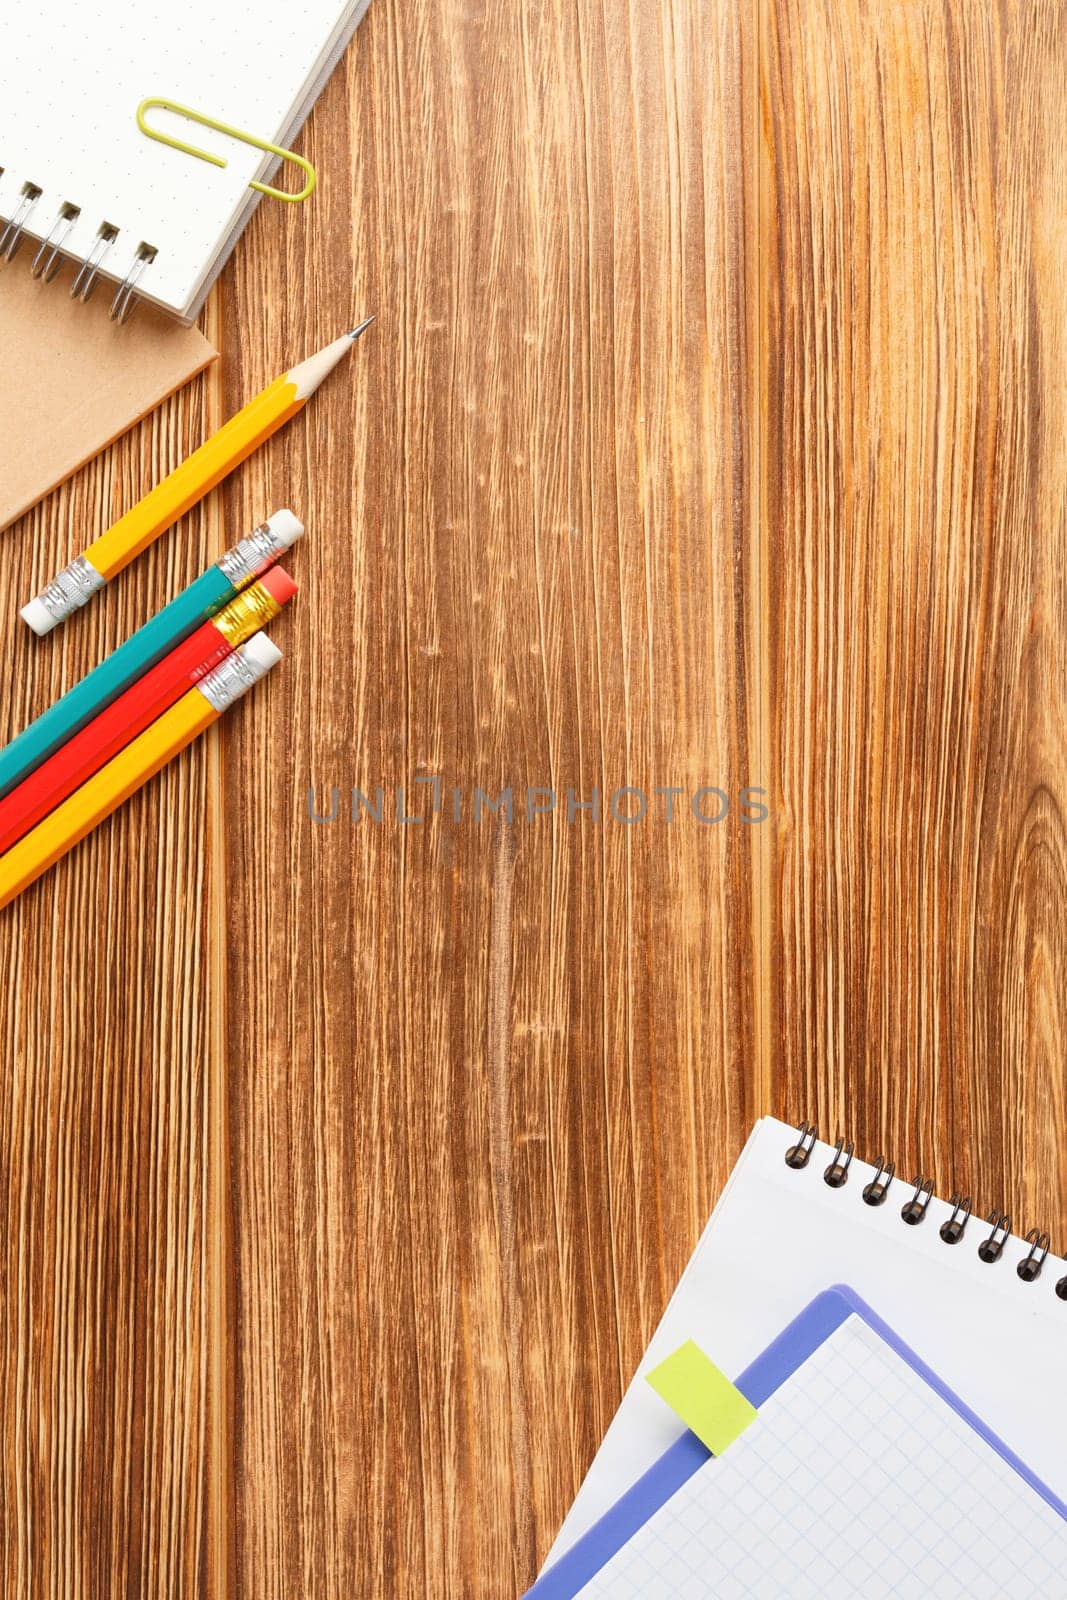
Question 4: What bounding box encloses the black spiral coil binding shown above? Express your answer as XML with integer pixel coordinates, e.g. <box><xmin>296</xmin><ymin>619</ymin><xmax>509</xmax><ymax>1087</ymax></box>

<box><xmin>823</xmin><ymin>1136</ymin><xmax>854</xmax><ymax>1188</ymax></box>
<box><xmin>901</xmin><ymin>1176</ymin><xmax>934</xmax><ymax>1226</ymax></box>
<box><xmin>784</xmin><ymin>1122</ymin><xmax>1060</xmax><ymax>1294</ymax></box>
<box><xmin>785</xmin><ymin>1122</ymin><xmax>817</xmax><ymax>1169</ymax></box>
<box><xmin>978</xmin><ymin>1211</ymin><xmax>1012</xmax><ymax>1264</ymax></box>
<box><xmin>0</xmin><ymin>179</ymin><xmax>155</xmax><ymax>322</ymax></box>
<box><xmin>862</xmin><ymin>1157</ymin><xmax>895</xmax><ymax>1206</ymax></box>
<box><xmin>1017</xmin><ymin>1229</ymin><xmax>1050</xmax><ymax>1282</ymax></box>
<box><xmin>939</xmin><ymin>1194</ymin><xmax>972</xmax><ymax>1245</ymax></box>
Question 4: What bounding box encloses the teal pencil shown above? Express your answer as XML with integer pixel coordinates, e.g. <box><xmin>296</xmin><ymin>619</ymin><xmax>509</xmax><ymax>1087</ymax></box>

<box><xmin>0</xmin><ymin>510</ymin><xmax>302</xmax><ymax>803</ymax></box>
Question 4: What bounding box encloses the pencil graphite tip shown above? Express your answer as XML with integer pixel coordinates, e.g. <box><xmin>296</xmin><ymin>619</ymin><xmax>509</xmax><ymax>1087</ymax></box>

<box><xmin>290</xmin><ymin>320</ymin><xmax>376</xmax><ymax>398</ymax></box>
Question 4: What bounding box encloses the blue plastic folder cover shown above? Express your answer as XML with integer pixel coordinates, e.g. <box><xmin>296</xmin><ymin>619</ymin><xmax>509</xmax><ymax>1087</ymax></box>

<box><xmin>528</xmin><ymin>1287</ymin><xmax>1067</xmax><ymax>1599</ymax></box>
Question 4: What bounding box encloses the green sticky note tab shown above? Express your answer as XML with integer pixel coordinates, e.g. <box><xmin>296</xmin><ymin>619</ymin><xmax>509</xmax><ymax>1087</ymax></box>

<box><xmin>645</xmin><ymin>1340</ymin><xmax>757</xmax><ymax>1454</ymax></box>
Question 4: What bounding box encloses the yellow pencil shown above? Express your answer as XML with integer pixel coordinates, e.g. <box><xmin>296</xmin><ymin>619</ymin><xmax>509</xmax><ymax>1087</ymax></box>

<box><xmin>21</xmin><ymin>318</ymin><xmax>374</xmax><ymax>636</ymax></box>
<box><xmin>0</xmin><ymin>636</ymin><xmax>280</xmax><ymax>910</ymax></box>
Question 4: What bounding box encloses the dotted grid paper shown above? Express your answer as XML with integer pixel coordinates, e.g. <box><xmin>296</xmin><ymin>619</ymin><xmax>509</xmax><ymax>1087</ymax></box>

<box><xmin>577</xmin><ymin>1317</ymin><xmax>1067</xmax><ymax>1600</ymax></box>
<box><xmin>0</xmin><ymin>0</ymin><xmax>366</xmax><ymax>313</ymax></box>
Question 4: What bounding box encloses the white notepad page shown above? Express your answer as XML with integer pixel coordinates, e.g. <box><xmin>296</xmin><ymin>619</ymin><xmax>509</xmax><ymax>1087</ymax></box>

<box><xmin>0</xmin><ymin>0</ymin><xmax>371</xmax><ymax>318</ymax></box>
<box><xmin>550</xmin><ymin>1118</ymin><xmax>1067</xmax><ymax>1564</ymax></box>
<box><xmin>577</xmin><ymin>1315</ymin><xmax>1067</xmax><ymax>1600</ymax></box>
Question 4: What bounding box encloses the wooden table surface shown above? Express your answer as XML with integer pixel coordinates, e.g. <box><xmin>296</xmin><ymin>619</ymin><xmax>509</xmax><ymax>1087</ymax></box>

<box><xmin>2</xmin><ymin>1</ymin><xmax>1065</xmax><ymax>1595</ymax></box>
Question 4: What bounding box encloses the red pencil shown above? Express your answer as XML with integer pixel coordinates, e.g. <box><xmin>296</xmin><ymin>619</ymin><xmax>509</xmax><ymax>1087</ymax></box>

<box><xmin>0</xmin><ymin>565</ymin><xmax>296</xmax><ymax>857</ymax></box>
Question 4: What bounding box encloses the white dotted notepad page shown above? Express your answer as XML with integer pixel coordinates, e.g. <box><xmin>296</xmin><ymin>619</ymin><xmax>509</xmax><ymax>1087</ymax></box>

<box><xmin>577</xmin><ymin>1315</ymin><xmax>1067</xmax><ymax>1600</ymax></box>
<box><xmin>0</xmin><ymin>0</ymin><xmax>371</xmax><ymax>317</ymax></box>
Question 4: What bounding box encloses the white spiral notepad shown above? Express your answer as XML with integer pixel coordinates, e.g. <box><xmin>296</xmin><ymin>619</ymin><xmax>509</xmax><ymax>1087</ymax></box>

<box><xmin>0</xmin><ymin>0</ymin><xmax>371</xmax><ymax>320</ymax></box>
<box><xmin>550</xmin><ymin>1118</ymin><xmax>1067</xmax><ymax>1566</ymax></box>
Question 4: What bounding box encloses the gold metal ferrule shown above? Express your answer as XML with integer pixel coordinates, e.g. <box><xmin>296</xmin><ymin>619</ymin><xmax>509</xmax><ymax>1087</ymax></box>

<box><xmin>210</xmin><ymin>581</ymin><xmax>282</xmax><ymax>647</ymax></box>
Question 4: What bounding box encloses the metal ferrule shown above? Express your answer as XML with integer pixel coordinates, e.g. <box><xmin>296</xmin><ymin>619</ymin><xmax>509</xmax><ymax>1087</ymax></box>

<box><xmin>211</xmin><ymin>581</ymin><xmax>281</xmax><ymax>648</ymax></box>
<box><xmin>216</xmin><ymin>522</ymin><xmax>286</xmax><ymax>588</ymax></box>
<box><xmin>33</xmin><ymin>555</ymin><xmax>106</xmax><ymax>624</ymax></box>
<box><xmin>197</xmin><ymin>647</ymin><xmax>270</xmax><ymax>713</ymax></box>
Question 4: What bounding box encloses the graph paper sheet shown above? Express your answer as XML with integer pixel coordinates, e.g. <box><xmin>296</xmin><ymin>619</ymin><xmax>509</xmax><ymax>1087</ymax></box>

<box><xmin>573</xmin><ymin>1312</ymin><xmax>1067</xmax><ymax>1600</ymax></box>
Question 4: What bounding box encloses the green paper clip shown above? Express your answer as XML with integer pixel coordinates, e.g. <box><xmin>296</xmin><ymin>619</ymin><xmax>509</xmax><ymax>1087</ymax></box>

<box><xmin>136</xmin><ymin>98</ymin><xmax>317</xmax><ymax>203</ymax></box>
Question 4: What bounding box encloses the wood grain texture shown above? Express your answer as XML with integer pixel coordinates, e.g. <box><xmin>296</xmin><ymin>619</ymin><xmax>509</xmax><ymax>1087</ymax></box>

<box><xmin>763</xmin><ymin>0</ymin><xmax>1067</xmax><ymax>1231</ymax></box>
<box><xmin>0</xmin><ymin>354</ymin><xmax>223</xmax><ymax>1597</ymax></box>
<box><xmin>218</xmin><ymin>1</ymin><xmax>757</xmax><ymax>1594</ymax></box>
<box><xmin>2</xmin><ymin>0</ymin><xmax>1066</xmax><ymax>1596</ymax></box>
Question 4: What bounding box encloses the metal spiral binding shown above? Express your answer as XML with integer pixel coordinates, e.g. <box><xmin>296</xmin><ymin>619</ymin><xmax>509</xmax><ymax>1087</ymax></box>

<box><xmin>823</xmin><ymin>1136</ymin><xmax>854</xmax><ymax>1189</ymax></box>
<box><xmin>784</xmin><ymin>1122</ymin><xmax>1060</xmax><ymax>1296</ymax></box>
<box><xmin>108</xmin><ymin>241</ymin><xmax>156</xmax><ymax>324</ymax></box>
<box><xmin>71</xmin><ymin>224</ymin><xmax>118</xmax><ymax>302</ymax></box>
<box><xmin>862</xmin><ymin>1156</ymin><xmax>895</xmax><ymax>1207</ymax></box>
<box><xmin>0</xmin><ymin>180</ymin><xmax>155</xmax><ymax>321</ymax></box>
<box><xmin>0</xmin><ymin>183</ymin><xmax>41</xmax><ymax>261</ymax></box>
<box><xmin>901</xmin><ymin>1176</ymin><xmax>934</xmax><ymax>1226</ymax></box>
<box><xmin>784</xmin><ymin>1122</ymin><xmax>817</xmax><ymax>1170</ymax></box>
<box><xmin>31</xmin><ymin>202</ymin><xmax>79</xmax><ymax>283</ymax></box>
<box><xmin>939</xmin><ymin>1193</ymin><xmax>972</xmax><ymax>1245</ymax></box>
<box><xmin>1017</xmin><ymin>1229</ymin><xmax>1050</xmax><ymax>1282</ymax></box>
<box><xmin>978</xmin><ymin>1211</ymin><xmax>1012</xmax><ymax>1264</ymax></box>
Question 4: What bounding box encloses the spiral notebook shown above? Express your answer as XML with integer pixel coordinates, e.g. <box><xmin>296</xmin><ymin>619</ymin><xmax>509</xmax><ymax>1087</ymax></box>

<box><xmin>531</xmin><ymin>1287</ymin><xmax>1067</xmax><ymax>1598</ymax></box>
<box><xmin>0</xmin><ymin>0</ymin><xmax>372</xmax><ymax>321</ymax></box>
<box><xmin>548</xmin><ymin>1117</ymin><xmax>1067</xmax><ymax>1568</ymax></box>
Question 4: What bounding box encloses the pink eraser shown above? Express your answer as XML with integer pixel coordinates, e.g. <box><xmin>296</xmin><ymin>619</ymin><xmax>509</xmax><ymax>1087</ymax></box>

<box><xmin>260</xmin><ymin>565</ymin><xmax>298</xmax><ymax>605</ymax></box>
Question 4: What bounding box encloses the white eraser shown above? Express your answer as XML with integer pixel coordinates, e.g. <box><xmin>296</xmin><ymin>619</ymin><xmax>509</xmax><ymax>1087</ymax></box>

<box><xmin>239</xmin><ymin>633</ymin><xmax>283</xmax><ymax>674</ymax></box>
<box><xmin>20</xmin><ymin>597</ymin><xmax>57</xmax><ymax>637</ymax></box>
<box><xmin>266</xmin><ymin>509</ymin><xmax>304</xmax><ymax>549</ymax></box>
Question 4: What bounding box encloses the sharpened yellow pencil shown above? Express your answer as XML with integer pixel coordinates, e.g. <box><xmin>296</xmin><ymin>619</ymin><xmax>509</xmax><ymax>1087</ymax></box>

<box><xmin>21</xmin><ymin>318</ymin><xmax>374</xmax><ymax>636</ymax></box>
<box><xmin>0</xmin><ymin>636</ymin><xmax>281</xmax><ymax>910</ymax></box>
